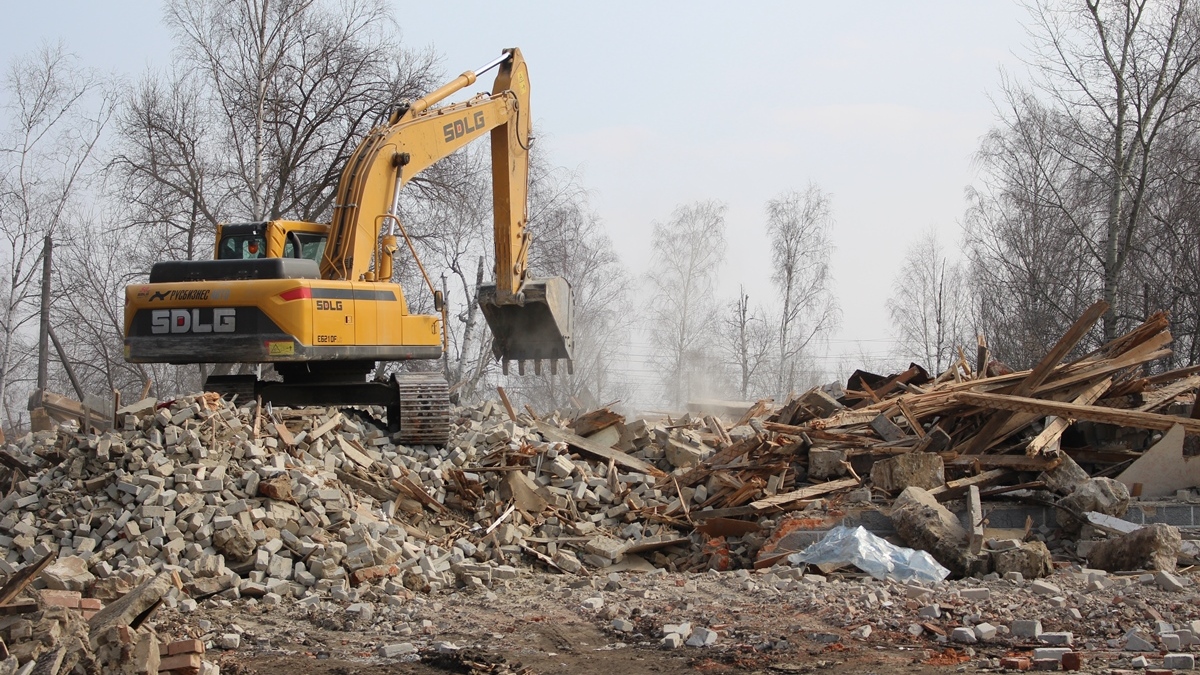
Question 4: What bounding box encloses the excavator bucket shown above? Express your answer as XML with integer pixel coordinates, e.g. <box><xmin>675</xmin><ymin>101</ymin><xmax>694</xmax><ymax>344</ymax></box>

<box><xmin>478</xmin><ymin>276</ymin><xmax>574</xmax><ymax>374</ymax></box>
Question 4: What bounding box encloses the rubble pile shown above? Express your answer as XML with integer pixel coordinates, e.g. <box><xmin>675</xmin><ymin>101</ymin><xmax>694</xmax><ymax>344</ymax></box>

<box><xmin>4</xmin><ymin>298</ymin><xmax>1200</xmax><ymax>671</ymax></box>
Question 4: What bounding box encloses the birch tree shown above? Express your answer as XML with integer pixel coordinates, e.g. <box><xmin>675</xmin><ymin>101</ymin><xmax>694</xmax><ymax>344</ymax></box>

<box><xmin>719</xmin><ymin>288</ymin><xmax>773</xmax><ymax>399</ymax></box>
<box><xmin>766</xmin><ymin>186</ymin><xmax>840</xmax><ymax>398</ymax></box>
<box><xmin>646</xmin><ymin>201</ymin><xmax>726</xmax><ymax>406</ymax></box>
<box><xmin>1000</xmin><ymin>0</ymin><xmax>1200</xmax><ymax>342</ymax></box>
<box><xmin>886</xmin><ymin>229</ymin><xmax>974</xmax><ymax>374</ymax></box>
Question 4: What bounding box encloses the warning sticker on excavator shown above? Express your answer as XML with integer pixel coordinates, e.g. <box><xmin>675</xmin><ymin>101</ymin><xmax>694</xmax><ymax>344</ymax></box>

<box><xmin>267</xmin><ymin>341</ymin><xmax>294</xmax><ymax>356</ymax></box>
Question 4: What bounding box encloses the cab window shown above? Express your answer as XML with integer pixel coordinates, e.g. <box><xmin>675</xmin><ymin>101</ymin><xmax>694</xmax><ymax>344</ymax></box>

<box><xmin>218</xmin><ymin>235</ymin><xmax>266</xmax><ymax>259</ymax></box>
<box><xmin>284</xmin><ymin>234</ymin><xmax>327</xmax><ymax>261</ymax></box>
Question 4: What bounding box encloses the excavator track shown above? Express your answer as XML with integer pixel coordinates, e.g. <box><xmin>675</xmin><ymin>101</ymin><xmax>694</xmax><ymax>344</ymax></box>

<box><xmin>391</xmin><ymin>372</ymin><xmax>451</xmax><ymax>446</ymax></box>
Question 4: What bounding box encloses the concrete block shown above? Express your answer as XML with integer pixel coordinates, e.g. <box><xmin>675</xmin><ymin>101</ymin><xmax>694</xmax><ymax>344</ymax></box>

<box><xmin>960</xmin><ymin>587</ymin><xmax>990</xmax><ymax>601</ymax></box>
<box><xmin>686</xmin><ymin>627</ymin><xmax>718</xmax><ymax>647</ymax></box>
<box><xmin>1032</xmin><ymin>647</ymin><xmax>1071</xmax><ymax>662</ymax></box>
<box><xmin>1012</xmin><ymin>620</ymin><xmax>1043</xmax><ymax>639</ymax></box>
<box><xmin>974</xmin><ymin>623</ymin><xmax>997</xmax><ymax>641</ymax></box>
<box><xmin>1031</xmin><ymin>580</ymin><xmax>1062</xmax><ymax>596</ymax></box>
<box><xmin>378</xmin><ymin>643</ymin><xmax>415</xmax><ymax>658</ymax></box>
<box><xmin>951</xmin><ymin>627</ymin><xmax>977</xmax><ymax>643</ymax></box>
<box><xmin>1164</xmin><ymin>653</ymin><xmax>1195</xmax><ymax>670</ymax></box>
<box><xmin>1040</xmin><ymin>632</ymin><xmax>1073</xmax><ymax>646</ymax></box>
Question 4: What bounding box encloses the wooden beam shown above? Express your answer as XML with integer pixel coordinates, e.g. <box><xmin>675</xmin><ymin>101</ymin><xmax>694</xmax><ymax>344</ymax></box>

<box><xmin>927</xmin><ymin>469</ymin><xmax>1012</xmax><ymax>502</ymax></box>
<box><xmin>1136</xmin><ymin>375</ymin><xmax>1200</xmax><ymax>412</ymax></box>
<box><xmin>0</xmin><ymin>551</ymin><xmax>55</xmax><ymax>607</ymax></box>
<box><xmin>952</xmin><ymin>390</ymin><xmax>1200</xmax><ymax>435</ymax></box>
<box><xmin>534</xmin><ymin>420</ymin><xmax>664</xmax><ymax>477</ymax></box>
<box><xmin>1026</xmin><ymin>377</ymin><xmax>1112</xmax><ymax>456</ymax></box>
<box><xmin>748</xmin><ymin>477</ymin><xmax>859</xmax><ymax>511</ymax></box>
<box><xmin>965</xmin><ymin>300</ymin><xmax>1108</xmax><ymax>454</ymax></box>
<box><xmin>496</xmin><ymin>386</ymin><xmax>518</xmax><ymax>422</ymax></box>
<box><xmin>947</xmin><ymin>453</ymin><xmax>1062</xmax><ymax>471</ymax></box>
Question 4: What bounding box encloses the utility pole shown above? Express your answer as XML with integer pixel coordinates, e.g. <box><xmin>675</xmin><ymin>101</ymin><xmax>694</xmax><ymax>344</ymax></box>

<box><xmin>36</xmin><ymin>235</ymin><xmax>52</xmax><ymax>394</ymax></box>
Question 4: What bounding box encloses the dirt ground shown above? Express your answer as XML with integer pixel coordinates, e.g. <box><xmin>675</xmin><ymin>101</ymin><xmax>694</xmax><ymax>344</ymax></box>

<box><xmin>153</xmin><ymin>570</ymin><xmax>1018</xmax><ymax>675</ymax></box>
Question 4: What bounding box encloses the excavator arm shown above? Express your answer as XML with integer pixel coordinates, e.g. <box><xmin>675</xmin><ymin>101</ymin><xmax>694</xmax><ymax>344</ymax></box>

<box><xmin>320</xmin><ymin>48</ymin><xmax>572</xmax><ymax>372</ymax></box>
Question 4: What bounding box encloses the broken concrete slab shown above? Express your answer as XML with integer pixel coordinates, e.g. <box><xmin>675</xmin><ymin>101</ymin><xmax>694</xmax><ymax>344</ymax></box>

<box><xmin>889</xmin><ymin>486</ymin><xmax>983</xmax><ymax>578</ymax></box>
<box><xmin>1087</xmin><ymin>523</ymin><xmax>1181</xmax><ymax>572</ymax></box>
<box><xmin>991</xmin><ymin>541</ymin><xmax>1053</xmax><ymax>579</ymax></box>
<box><xmin>870</xmin><ymin>453</ymin><xmax>945</xmax><ymax>493</ymax></box>
<box><xmin>1057</xmin><ymin>478</ymin><xmax>1130</xmax><ymax>534</ymax></box>
<box><xmin>87</xmin><ymin>572</ymin><xmax>176</xmax><ymax>644</ymax></box>
<box><xmin>41</xmin><ymin>556</ymin><xmax>95</xmax><ymax>592</ymax></box>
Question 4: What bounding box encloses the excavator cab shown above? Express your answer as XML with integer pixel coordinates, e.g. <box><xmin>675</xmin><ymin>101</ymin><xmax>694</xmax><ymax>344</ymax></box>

<box><xmin>478</xmin><ymin>276</ymin><xmax>574</xmax><ymax>374</ymax></box>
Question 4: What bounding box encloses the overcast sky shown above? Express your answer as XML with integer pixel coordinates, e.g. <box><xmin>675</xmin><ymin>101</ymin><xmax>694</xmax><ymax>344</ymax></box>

<box><xmin>0</xmin><ymin>1</ymin><xmax>1031</xmax><ymax>388</ymax></box>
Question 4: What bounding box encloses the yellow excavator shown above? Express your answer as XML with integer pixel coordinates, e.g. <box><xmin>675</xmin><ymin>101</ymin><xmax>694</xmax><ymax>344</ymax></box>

<box><xmin>123</xmin><ymin>48</ymin><xmax>573</xmax><ymax>445</ymax></box>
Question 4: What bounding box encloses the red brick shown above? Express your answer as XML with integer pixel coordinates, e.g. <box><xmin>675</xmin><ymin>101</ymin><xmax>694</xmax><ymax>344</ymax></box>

<box><xmin>157</xmin><ymin>652</ymin><xmax>201</xmax><ymax>672</ymax></box>
<box><xmin>1061</xmin><ymin>652</ymin><xmax>1082</xmax><ymax>671</ymax></box>
<box><xmin>167</xmin><ymin>639</ymin><xmax>204</xmax><ymax>656</ymax></box>
<box><xmin>81</xmin><ymin>610</ymin><xmax>97</xmax><ymax>620</ymax></box>
<box><xmin>1000</xmin><ymin>657</ymin><xmax>1031</xmax><ymax>671</ymax></box>
<box><xmin>349</xmin><ymin>563</ymin><xmax>399</xmax><ymax>586</ymax></box>
<box><xmin>79</xmin><ymin>598</ymin><xmax>102</xmax><ymax>610</ymax></box>
<box><xmin>1145</xmin><ymin>670</ymin><xmax>1174</xmax><ymax>675</ymax></box>
<box><xmin>39</xmin><ymin>590</ymin><xmax>80</xmax><ymax>609</ymax></box>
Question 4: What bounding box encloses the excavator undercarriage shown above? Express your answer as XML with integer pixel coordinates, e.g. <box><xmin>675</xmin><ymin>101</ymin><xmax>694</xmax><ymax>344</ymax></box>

<box><xmin>205</xmin><ymin>365</ymin><xmax>450</xmax><ymax>446</ymax></box>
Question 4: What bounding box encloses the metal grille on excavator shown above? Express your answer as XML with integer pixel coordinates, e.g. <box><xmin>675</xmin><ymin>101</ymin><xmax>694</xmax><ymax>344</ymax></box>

<box><xmin>393</xmin><ymin>372</ymin><xmax>451</xmax><ymax>446</ymax></box>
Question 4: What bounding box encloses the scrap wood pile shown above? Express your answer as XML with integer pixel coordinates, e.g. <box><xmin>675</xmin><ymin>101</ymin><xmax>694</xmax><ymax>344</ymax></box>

<box><xmin>621</xmin><ymin>299</ymin><xmax>1200</xmax><ymax>576</ymax></box>
<box><xmin>673</xmin><ymin>299</ymin><xmax>1199</xmax><ymax>515</ymax></box>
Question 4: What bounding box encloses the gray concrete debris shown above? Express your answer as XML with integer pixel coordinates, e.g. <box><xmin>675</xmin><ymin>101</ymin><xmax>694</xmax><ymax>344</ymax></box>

<box><xmin>870</xmin><ymin>453</ymin><xmax>945</xmax><ymax>493</ymax></box>
<box><xmin>1057</xmin><ymin>478</ymin><xmax>1131</xmax><ymax>534</ymax></box>
<box><xmin>1087</xmin><ymin>523</ymin><xmax>1182</xmax><ymax>573</ymax></box>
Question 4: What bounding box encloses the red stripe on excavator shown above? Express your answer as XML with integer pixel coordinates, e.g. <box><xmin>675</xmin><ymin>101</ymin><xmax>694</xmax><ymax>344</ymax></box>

<box><xmin>279</xmin><ymin>287</ymin><xmax>312</xmax><ymax>302</ymax></box>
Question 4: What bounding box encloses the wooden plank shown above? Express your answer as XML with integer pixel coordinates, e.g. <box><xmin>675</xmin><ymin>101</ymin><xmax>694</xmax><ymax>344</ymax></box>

<box><xmin>748</xmin><ymin>477</ymin><xmax>859</xmax><ymax>511</ymax></box>
<box><xmin>273</xmin><ymin>422</ymin><xmax>295</xmax><ymax>447</ymax></box>
<box><xmin>1136</xmin><ymin>375</ymin><xmax>1200</xmax><ymax>412</ymax></box>
<box><xmin>335</xmin><ymin>469</ymin><xmax>399</xmax><ymax>503</ymax></box>
<box><xmin>0</xmin><ymin>551</ymin><xmax>55</xmax><ymax>607</ymax></box>
<box><xmin>976</xmin><ymin>334</ymin><xmax>989</xmax><ymax>380</ymax></box>
<box><xmin>927</xmin><ymin>469</ymin><xmax>1012</xmax><ymax>502</ymax></box>
<box><xmin>336</xmin><ymin>437</ymin><xmax>374</xmax><ymax>469</ymax></box>
<box><xmin>965</xmin><ymin>300</ymin><xmax>1108</xmax><ymax>454</ymax></box>
<box><xmin>496</xmin><ymin>387</ymin><xmax>518</xmax><ymax>422</ymax></box>
<box><xmin>951</xmin><ymin>390</ymin><xmax>1200</xmax><ymax>435</ymax></box>
<box><xmin>534</xmin><ymin>420</ymin><xmax>665</xmax><ymax>477</ymax></box>
<box><xmin>967</xmin><ymin>485</ymin><xmax>984</xmax><ymax>555</ymax></box>
<box><xmin>1062</xmin><ymin>447</ymin><xmax>1141</xmax><ymax>464</ymax></box>
<box><xmin>1026</xmin><ymin>377</ymin><xmax>1112</xmax><ymax>456</ymax></box>
<box><xmin>947</xmin><ymin>453</ymin><xmax>1062</xmax><ymax>472</ymax></box>
<box><xmin>0</xmin><ymin>601</ymin><xmax>38</xmax><ymax>615</ymax></box>
<box><xmin>572</xmin><ymin>408</ymin><xmax>623</xmax><ymax>437</ymax></box>
<box><xmin>392</xmin><ymin>477</ymin><xmax>448</xmax><ymax>514</ymax></box>
<box><xmin>897</xmin><ymin>398</ymin><xmax>926</xmax><ymax>439</ymax></box>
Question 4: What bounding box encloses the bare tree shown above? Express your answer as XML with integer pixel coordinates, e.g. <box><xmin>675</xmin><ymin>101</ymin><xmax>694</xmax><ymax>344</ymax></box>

<box><xmin>518</xmin><ymin>161</ymin><xmax>630</xmax><ymax>412</ymax></box>
<box><xmin>966</xmin><ymin>90</ymin><xmax>1101</xmax><ymax>367</ymax></box>
<box><xmin>765</xmin><ymin>186</ymin><xmax>840</xmax><ymax>398</ymax></box>
<box><xmin>646</xmin><ymin>201</ymin><xmax>727</xmax><ymax>407</ymax></box>
<box><xmin>1017</xmin><ymin>0</ymin><xmax>1200</xmax><ymax>341</ymax></box>
<box><xmin>719</xmin><ymin>287</ymin><xmax>773</xmax><ymax>399</ymax></box>
<box><xmin>0</xmin><ymin>45</ymin><xmax>111</xmax><ymax>430</ymax></box>
<box><xmin>886</xmin><ymin>229</ymin><xmax>975</xmax><ymax>374</ymax></box>
<box><xmin>111</xmin><ymin>0</ymin><xmax>440</xmax><ymax>265</ymax></box>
